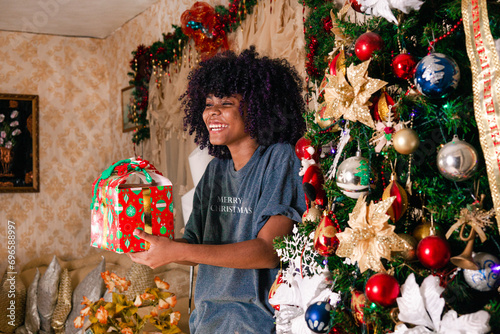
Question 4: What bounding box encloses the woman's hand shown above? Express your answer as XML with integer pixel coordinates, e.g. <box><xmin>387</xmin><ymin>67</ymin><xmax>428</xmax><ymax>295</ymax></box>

<box><xmin>127</xmin><ymin>229</ymin><xmax>184</xmax><ymax>269</ymax></box>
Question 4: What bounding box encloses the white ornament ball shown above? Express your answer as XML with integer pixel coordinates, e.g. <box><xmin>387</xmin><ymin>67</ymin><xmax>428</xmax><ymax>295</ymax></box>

<box><xmin>463</xmin><ymin>252</ymin><xmax>500</xmax><ymax>291</ymax></box>
<box><xmin>437</xmin><ymin>135</ymin><xmax>478</xmax><ymax>182</ymax></box>
<box><xmin>336</xmin><ymin>152</ymin><xmax>370</xmax><ymax>199</ymax></box>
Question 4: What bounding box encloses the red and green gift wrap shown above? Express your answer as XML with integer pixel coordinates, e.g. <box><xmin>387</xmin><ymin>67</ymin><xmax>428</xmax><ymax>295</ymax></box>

<box><xmin>90</xmin><ymin>158</ymin><xmax>174</xmax><ymax>253</ymax></box>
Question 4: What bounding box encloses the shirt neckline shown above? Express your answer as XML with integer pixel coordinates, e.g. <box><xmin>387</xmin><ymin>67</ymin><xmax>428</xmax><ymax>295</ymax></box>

<box><xmin>228</xmin><ymin>146</ymin><xmax>263</xmax><ymax>178</ymax></box>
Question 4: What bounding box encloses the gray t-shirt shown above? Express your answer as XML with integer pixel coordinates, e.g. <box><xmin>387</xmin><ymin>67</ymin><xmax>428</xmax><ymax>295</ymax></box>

<box><xmin>183</xmin><ymin>143</ymin><xmax>306</xmax><ymax>334</ymax></box>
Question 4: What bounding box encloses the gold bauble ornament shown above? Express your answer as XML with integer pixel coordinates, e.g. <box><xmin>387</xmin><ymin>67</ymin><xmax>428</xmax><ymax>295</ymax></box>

<box><xmin>392</xmin><ymin>233</ymin><xmax>418</xmax><ymax>261</ymax></box>
<box><xmin>302</xmin><ymin>206</ymin><xmax>323</xmax><ymax>224</ymax></box>
<box><xmin>412</xmin><ymin>219</ymin><xmax>444</xmax><ymax>242</ymax></box>
<box><xmin>393</xmin><ymin>128</ymin><xmax>420</xmax><ymax>155</ymax></box>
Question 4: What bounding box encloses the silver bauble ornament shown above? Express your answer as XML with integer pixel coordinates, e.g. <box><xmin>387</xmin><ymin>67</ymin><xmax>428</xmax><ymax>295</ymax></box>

<box><xmin>437</xmin><ymin>135</ymin><xmax>478</xmax><ymax>181</ymax></box>
<box><xmin>336</xmin><ymin>151</ymin><xmax>370</xmax><ymax>199</ymax></box>
<box><xmin>463</xmin><ymin>252</ymin><xmax>500</xmax><ymax>291</ymax></box>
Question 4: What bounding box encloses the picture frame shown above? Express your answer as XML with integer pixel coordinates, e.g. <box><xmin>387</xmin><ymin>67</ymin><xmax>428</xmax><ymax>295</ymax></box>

<box><xmin>0</xmin><ymin>93</ymin><xmax>39</xmax><ymax>192</ymax></box>
<box><xmin>122</xmin><ymin>86</ymin><xmax>137</xmax><ymax>133</ymax></box>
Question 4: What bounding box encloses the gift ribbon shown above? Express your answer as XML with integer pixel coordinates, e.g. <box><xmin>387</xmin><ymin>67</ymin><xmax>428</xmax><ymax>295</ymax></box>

<box><xmin>462</xmin><ymin>0</ymin><xmax>500</xmax><ymax>233</ymax></box>
<box><xmin>90</xmin><ymin>158</ymin><xmax>153</xmax><ymax>209</ymax></box>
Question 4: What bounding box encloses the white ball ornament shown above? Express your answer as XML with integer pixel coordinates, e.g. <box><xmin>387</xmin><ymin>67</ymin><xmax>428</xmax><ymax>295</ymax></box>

<box><xmin>437</xmin><ymin>135</ymin><xmax>478</xmax><ymax>181</ymax></box>
<box><xmin>463</xmin><ymin>252</ymin><xmax>500</xmax><ymax>291</ymax></box>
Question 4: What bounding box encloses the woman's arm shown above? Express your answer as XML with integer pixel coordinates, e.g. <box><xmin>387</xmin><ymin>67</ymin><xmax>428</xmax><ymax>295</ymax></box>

<box><xmin>127</xmin><ymin>215</ymin><xmax>294</xmax><ymax>269</ymax></box>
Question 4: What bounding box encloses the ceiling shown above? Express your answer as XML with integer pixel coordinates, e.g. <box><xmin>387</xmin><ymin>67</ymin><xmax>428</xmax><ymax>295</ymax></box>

<box><xmin>0</xmin><ymin>0</ymin><xmax>159</xmax><ymax>38</ymax></box>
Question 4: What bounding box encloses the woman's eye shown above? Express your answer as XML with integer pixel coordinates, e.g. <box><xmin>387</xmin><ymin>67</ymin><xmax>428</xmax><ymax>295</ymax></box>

<box><xmin>205</xmin><ymin>103</ymin><xmax>213</xmax><ymax>108</ymax></box>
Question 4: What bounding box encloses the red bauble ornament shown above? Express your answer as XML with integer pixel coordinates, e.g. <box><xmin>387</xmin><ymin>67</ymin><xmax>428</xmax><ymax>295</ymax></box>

<box><xmin>392</xmin><ymin>53</ymin><xmax>418</xmax><ymax>80</ymax></box>
<box><xmin>269</xmin><ymin>271</ymin><xmax>283</xmax><ymax>310</ymax></box>
<box><xmin>354</xmin><ymin>32</ymin><xmax>384</xmax><ymax>61</ymax></box>
<box><xmin>350</xmin><ymin>0</ymin><xmax>364</xmax><ymax>12</ymax></box>
<box><xmin>314</xmin><ymin>211</ymin><xmax>340</xmax><ymax>256</ymax></box>
<box><xmin>365</xmin><ymin>273</ymin><xmax>400</xmax><ymax>307</ymax></box>
<box><xmin>417</xmin><ymin>236</ymin><xmax>451</xmax><ymax>270</ymax></box>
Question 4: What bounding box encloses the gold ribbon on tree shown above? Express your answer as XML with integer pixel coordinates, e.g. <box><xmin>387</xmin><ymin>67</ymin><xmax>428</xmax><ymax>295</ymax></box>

<box><xmin>462</xmin><ymin>0</ymin><xmax>500</xmax><ymax>233</ymax></box>
<box><xmin>445</xmin><ymin>204</ymin><xmax>495</xmax><ymax>243</ymax></box>
<box><xmin>336</xmin><ymin>194</ymin><xmax>407</xmax><ymax>273</ymax></box>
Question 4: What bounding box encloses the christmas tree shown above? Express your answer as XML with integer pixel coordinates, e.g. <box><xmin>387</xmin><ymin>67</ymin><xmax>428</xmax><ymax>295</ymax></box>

<box><xmin>271</xmin><ymin>0</ymin><xmax>500</xmax><ymax>333</ymax></box>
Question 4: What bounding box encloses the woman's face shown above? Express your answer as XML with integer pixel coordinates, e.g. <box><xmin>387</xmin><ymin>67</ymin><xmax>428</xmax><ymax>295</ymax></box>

<box><xmin>202</xmin><ymin>94</ymin><xmax>254</xmax><ymax>151</ymax></box>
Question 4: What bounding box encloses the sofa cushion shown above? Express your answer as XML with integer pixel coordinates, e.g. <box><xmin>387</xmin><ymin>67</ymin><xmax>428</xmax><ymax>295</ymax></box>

<box><xmin>50</xmin><ymin>269</ymin><xmax>72</xmax><ymax>334</ymax></box>
<box><xmin>38</xmin><ymin>255</ymin><xmax>61</xmax><ymax>333</ymax></box>
<box><xmin>0</xmin><ymin>266</ymin><xmax>26</xmax><ymax>333</ymax></box>
<box><xmin>64</xmin><ymin>257</ymin><xmax>106</xmax><ymax>334</ymax></box>
<box><xmin>25</xmin><ymin>268</ymin><xmax>40</xmax><ymax>334</ymax></box>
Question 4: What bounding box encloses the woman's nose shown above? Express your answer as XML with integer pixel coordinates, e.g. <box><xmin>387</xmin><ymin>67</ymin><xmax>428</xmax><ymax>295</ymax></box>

<box><xmin>210</xmin><ymin>104</ymin><xmax>221</xmax><ymax>114</ymax></box>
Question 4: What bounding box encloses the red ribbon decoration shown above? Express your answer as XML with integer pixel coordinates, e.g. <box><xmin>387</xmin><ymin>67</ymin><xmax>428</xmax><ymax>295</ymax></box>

<box><xmin>181</xmin><ymin>2</ymin><xmax>229</xmax><ymax>59</ymax></box>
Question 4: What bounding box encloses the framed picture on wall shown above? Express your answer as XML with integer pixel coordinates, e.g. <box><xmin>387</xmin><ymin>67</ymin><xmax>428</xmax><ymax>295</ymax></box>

<box><xmin>122</xmin><ymin>86</ymin><xmax>137</xmax><ymax>133</ymax></box>
<box><xmin>0</xmin><ymin>93</ymin><xmax>39</xmax><ymax>192</ymax></box>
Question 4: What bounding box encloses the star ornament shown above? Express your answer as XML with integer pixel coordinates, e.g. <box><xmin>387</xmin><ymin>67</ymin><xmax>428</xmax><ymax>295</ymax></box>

<box><xmin>323</xmin><ymin>60</ymin><xmax>387</xmax><ymax>129</ymax></box>
<box><xmin>336</xmin><ymin>194</ymin><xmax>407</xmax><ymax>273</ymax></box>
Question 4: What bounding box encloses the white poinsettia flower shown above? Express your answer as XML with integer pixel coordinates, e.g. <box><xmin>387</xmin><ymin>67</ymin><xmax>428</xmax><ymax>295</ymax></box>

<box><xmin>391</xmin><ymin>273</ymin><xmax>491</xmax><ymax>334</ymax></box>
<box><xmin>358</xmin><ymin>0</ymin><xmax>424</xmax><ymax>25</ymax></box>
<box><xmin>10</xmin><ymin>121</ymin><xmax>19</xmax><ymax>127</ymax></box>
<box><xmin>5</xmin><ymin>141</ymin><xmax>12</xmax><ymax>149</ymax></box>
<box><xmin>10</xmin><ymin>110</ymin><xmax>18</xmax><ymax>118</ymax></box>
<box><xmin>271</xmin><ymin>270</ymin><xmax>340</xmax><ymax>334</ymax></box>
<box><xmin>0</xmin><ymin>131</ymin><xmax>6</xmax><ymax>138</ymax></box>
<box><xmin>12</xmin><ymin>129</ymin><xmax>21</xmax><ymax>136</ymax></box>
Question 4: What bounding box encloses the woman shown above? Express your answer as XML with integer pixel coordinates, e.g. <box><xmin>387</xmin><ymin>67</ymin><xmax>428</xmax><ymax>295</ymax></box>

<box><xmin>130</xmin><ymin>47</ymin><xmax>307</xmax><ymax>333</ymax></box>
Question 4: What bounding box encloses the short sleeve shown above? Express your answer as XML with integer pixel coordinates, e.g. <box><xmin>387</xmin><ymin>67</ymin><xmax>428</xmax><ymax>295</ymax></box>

<box><xmin>252</xmin><ymin>145</ymin><xmax>306</xmax><ymax>237</ymax></box>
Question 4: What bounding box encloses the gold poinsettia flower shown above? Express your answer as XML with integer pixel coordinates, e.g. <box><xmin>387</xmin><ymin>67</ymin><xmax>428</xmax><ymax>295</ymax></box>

<box><xmin>336</xmin><ymin>194</ymin><xmax>407</xmax><ymax>273</ymax></box>
<box><xmin>323</xmin><ymin>60</ymin><xmax>387</xmax><ymax>129</ymax></box>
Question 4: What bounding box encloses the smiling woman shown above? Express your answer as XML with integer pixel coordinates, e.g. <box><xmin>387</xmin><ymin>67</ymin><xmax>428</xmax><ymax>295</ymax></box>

<box><xmin>203</xmin><ymin>94</ymin><xmax>258</xmax><ymax>169</ymax></box>
<box><xmin>129</xmin><ymin>47</ymin><xmax>307</xmax><ymax>333</ymax></box>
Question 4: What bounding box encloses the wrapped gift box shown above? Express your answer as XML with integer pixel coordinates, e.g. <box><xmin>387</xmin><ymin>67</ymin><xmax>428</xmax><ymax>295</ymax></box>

<box><xmin>90</xmin><ymin>158</ymin><xmax>174</xmax><ymax>253</ymax></box>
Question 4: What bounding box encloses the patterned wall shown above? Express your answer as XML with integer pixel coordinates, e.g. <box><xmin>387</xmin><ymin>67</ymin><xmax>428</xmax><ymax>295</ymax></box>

<box><xmin>0</xmin><ymin>0</ymin><xmax>228</xmax><ymax>269</ymax></box>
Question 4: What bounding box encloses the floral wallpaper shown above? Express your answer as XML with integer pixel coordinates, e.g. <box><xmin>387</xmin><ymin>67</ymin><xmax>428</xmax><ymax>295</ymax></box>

<box><xmin>0</xmin><ymin>0</ymin><xmax>228</xmax><ymax>270</ymax></box>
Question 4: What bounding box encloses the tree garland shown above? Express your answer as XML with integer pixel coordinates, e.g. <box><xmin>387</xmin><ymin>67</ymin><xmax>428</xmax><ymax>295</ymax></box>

<box><xmin>127</xmin><ymin>0</ymin><xmax>257</xmax><ymax>144</ymax></box>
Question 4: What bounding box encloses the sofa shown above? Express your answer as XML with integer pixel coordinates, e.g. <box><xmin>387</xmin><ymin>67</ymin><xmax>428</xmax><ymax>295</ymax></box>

<box><xmin>1</xmin><ymin>251</ymin><xmax>196</xmax><ymax>334</ymax></box>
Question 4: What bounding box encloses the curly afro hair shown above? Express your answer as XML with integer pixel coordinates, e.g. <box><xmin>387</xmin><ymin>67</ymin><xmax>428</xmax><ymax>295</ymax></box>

<box><xmin>183</xmin><ymin>46</ymin><xmax>306</xmax><ymax>159</ymax></box>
